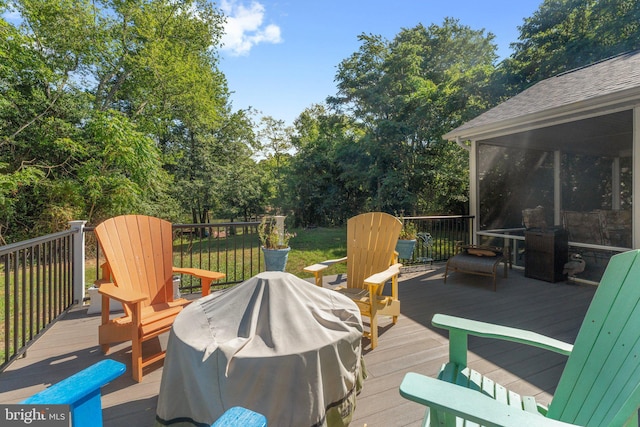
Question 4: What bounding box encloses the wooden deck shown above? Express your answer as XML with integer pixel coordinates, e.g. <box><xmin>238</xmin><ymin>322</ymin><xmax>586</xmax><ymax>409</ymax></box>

<box><xmin>0</xmin><ymin>264</ymin><xmax>597</xmax><ymax>427</ymax></box>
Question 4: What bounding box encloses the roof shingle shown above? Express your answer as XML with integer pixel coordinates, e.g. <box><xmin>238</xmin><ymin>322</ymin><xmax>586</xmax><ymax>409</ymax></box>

<box><xmin>447</xmin><ymin>50</ymin><xmax>640</xmax><ymax>136</ymax></box>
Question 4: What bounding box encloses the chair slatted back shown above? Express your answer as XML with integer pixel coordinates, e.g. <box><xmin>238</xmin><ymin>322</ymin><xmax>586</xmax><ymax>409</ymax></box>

<box><xmin>95</xmin><ymin>215</ymin><xmax>174</xmax><ymax>311</ymax></box>
<box><xmin>548</xmin><ymin>249</ymin><xmax>640</xmax><ymax>426</ymax></box>
<box><xmin>346</xmin><ymin>212</ymin><xmax>402</xmax><ymax>291</ymax></box>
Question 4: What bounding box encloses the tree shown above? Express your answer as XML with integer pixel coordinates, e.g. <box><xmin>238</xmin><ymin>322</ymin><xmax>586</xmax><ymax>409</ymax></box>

<box><xmin>0</xmin><ymin>7</ymin><xmax>97</xmax><ymax>239</ymax></box>
<box><xmin>0</xmin><ymin>0</ymin><xmax>230</xmax><ymax>240</ymax></box>
<box><xmin>205</xmin><ymin>109</ymin><xmax>263</xmax><ymax>223</ymax></box>
<box><xmin>288</xmin><ymin>105</ymin><xmax>366</xmax><ymax>226</ymax></box>
<box><xmin>90</xmin><ymin>0</ymin><xmax>230</xmax><ymax>223</ymax></box>
<box><xmin>80</xmin><ymin>110</ymin><xmax>165</xmax><ymax>221</ymax></box>
<box><xmin>256</xmin><ymin>116</ymin><xmax>293</xmax><ymax>212</ymax></box>
<box><xmin>501</xmin><ymin>0</ymin><xmax>640</xmax><ymax>93</ymax></box>
<box><xmin>92</xmin><ymin>0</ymin><xmax>228</xmax><ymax>143</ymax></box>
<box><xmin>329</xmin><ymin>19</ymin><xmax>496</xmax><ymax>216</ymax></box>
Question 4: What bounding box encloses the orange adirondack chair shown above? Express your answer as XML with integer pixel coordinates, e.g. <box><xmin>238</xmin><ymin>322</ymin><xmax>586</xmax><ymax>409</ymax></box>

<box><xmin>304</xmin><ymin>212</ymin><xmax>402</xmax><ymax>349</ymax></box>
<box><xmin>94</xmin><ymin>215</ymin><xmax>225</xmax><ymax>382</ymax></box>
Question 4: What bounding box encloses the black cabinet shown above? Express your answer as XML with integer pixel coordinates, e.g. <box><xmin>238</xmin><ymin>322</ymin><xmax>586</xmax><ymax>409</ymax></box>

<box><xmin>525</xmin><ymin>228</ymin><xmax>569</xmax><ymax>283</ymax></box>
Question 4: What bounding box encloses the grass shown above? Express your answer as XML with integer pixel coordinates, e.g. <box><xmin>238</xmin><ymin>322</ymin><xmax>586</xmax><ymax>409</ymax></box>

<box><xmin>82</xmin><ymin>225</ymin><xmax>349</xmax><ymax>289</ymax></box>
<box><xmin>286</xmin><ymin>226</ymin><xmax>348</xmax><ymax>278</ymax></box>
<box><xmin>170</xmin><ymin>225</ymin><xmax>349</xmax><ymax>283</ymax></box>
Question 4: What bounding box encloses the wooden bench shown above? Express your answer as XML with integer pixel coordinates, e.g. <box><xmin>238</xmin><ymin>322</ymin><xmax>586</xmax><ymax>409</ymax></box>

<box><xmin>444</xmin><ymin>245</ymin><xmax>511</xmax><ymax>291</ymax></box>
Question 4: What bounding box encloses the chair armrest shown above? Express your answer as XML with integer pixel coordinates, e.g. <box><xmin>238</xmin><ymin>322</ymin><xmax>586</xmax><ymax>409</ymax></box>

<box><xmin>211</xmin><ymin>406</ymin><xmax>267</xmax><ymax>427</ymax></box>
<box><xmin>173</xmin><ymin>267</ymin><xmax>225</xmax><ymax>281</ymax></box>
<box><xmin>304</xmin><ymin>257</ymin><xmax>348</xmax><ymax>273</ymax></box>
<box><xmin>303</xmin><ymin>257</ymin><xmax>348</xmax><ymax>287</ymax></box>
<box><xmin>23</xmin><ymin>359</ymin><xmax>126</xmax><ymax>427</ymax></box>
<box><xmin>364</xmin><ymin>263</ymin><xmax>402</xmax><ymax>286</ymax></box>
<box><xmin>98</xmin><ymin>282</ymin><xmax>147</xmax><ymax>305</ymax></box>
<box><xmin>432</xmin><ymin>313</ymin><xmax>573</xmax><ymax>366</ymax></box>
<box><xmin>400</xmin><ymin>372</ymin><xmax>578</xmax><ymax>427</ymax></box>
<box><xmin>173</xmin><ymin>267</ymin><xmax>226</xmax><ymax>296</ymax></box>
<box><xmin>23</xmin><ymin>359</ymin><xmax>126</xmax><ymax>405</ymax></box>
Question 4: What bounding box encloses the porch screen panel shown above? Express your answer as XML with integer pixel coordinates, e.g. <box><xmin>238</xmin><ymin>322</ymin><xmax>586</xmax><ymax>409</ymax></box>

<box><xmin>478</xmin><ymin>145</ymin><xmax>554</xmax><ymax>231</ymax></box>
<box><xmin>561</xmin><ymin>153</ymin><xmax>632</xmax><ymax>248</ymax></box>
<box><xmin>561</xmin><ymin>153</ymin><xmax>632</xmax><ymax>212</ymax></box>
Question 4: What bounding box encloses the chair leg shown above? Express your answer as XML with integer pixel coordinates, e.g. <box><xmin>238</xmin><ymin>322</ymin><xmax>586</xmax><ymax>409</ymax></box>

<box><xmin>131</xmin><ymin>305</ymin><xmax>143</xmax><ymax>382</ymax></box>
<box><xmin>368</xmin><ymin>284</ymin><xmax>380</xmax><ymax>349</ymax></box>
<box><xmin>201</xmin><ymin>278</ymin><xmax>212</xmax><ymax>296</ymax></box>
<box><xmin>101</xmin><ymin>343</ymin><xmax>110</xmax><ymax>354</ymax></box>
<box><xmin>100</xmin><ymin>295</ymin><xmax>111</xmax><ymax>355</ymax></box>
<box><xmin>132</xmin><ymin>336</ymin><xmax>143</xmax><ymax>382</ymax></box>
<box><xmin>313</xmin><ymin>271</ymin><xmax>323</xmax><ymax>287</ymax></box>
<box><xmin>370</xmin><ymin>315</ymin><xmax>378</xmax><ymax>349</ymax></box>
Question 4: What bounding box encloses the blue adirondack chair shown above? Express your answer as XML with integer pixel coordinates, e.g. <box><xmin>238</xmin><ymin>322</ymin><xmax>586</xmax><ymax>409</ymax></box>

<box><xmin>211</xmin><ymin>407</ymin><xmax>267</xmax><ymax>426</ymax></box>
<box><xmin>400</xmin><ymin>249</ymin><xmax>640</xmax><ymax>427</ymax></box>
<box><xmin>22</xmin><ymin>359</ymin><xmax>126</xmax><ymax>427</ymax></box>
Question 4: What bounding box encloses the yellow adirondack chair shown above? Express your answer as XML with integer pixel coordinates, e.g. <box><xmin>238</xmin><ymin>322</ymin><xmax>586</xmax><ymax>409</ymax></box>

<box><xmin>304</xmin><ymin>212</ymin><xmax>402</xmax><ymax>349</ymax></box>
<box><xmin>94</xmin><ymin>215</ymin><xmax>225</xmax><ymax>382</ymax></box>
<box><xmin>401</xmin><ymin>249</ymin><xmax>640</xmax><ymax>427</ymax></box>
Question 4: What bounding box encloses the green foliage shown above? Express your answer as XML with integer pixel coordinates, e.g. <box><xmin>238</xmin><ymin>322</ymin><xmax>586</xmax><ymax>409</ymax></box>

<box><xmin>80</xmin><ymin>110</ymin><xmax>165</xmax><ymax>221</ymax></box>
<box><xmin>257</xmin><ymin>116</ymin><xmax>294</xmax><ymax>212</ymax></box>
<box><xmin>501</xmin><ymin>0</ymin><xmax>640</xmax><ymax>93</ymax></box>
<box><xmin>320</xmin><ymin>19</ymin><xmax>489</xmax><ymax>219</ymax></box>
<box><xmin>288</xmin><ymin>105</ymin><xmax>366</xmax><ymax>226</ymax></box>
<box><xmin>2</xmin><ymin>0</ymin><xmax>637</xmax><ymax>240</ymax></box>
<box><xmin>397</xmin><ymin>214</ymin><xmax>418</xmax><ymax>240</ymax></box>
<box><xmin>0</xmin><ymin>0</ymin><xmax>242</xmax><ymax>240</ymax></box>
<box><xmin>258</xmin><ymin>216</ymin><xmax>295</xmax><ymax>249</ymax></box>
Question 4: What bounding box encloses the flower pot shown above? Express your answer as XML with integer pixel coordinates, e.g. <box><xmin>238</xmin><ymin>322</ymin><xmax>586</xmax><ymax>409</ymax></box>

<box><xmin>396</xmin><ymin>239</ymin><xmax>417</xmax><ymax>259</ymax></box>
<box><xmin>262</xmin><ymin>246</ymin><xmax>291</xmax><ymax>271</ymax></box>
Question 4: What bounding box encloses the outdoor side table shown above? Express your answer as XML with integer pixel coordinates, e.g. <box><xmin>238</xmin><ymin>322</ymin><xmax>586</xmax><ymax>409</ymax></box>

<box><xmin>524</xmin><ymin>227</ymin><xmax>569</xmax><ymax>283</ymax></box>
<box><xmin>155</xmin><ymin>271</ymin><xmax>364</xmax><ymax>427</ymax></box>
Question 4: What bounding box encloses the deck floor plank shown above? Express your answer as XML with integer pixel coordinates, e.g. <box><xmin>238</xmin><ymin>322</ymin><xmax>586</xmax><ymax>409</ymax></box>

<box><xmin>0</xmin><ymin>265</ymin><xmax>596</xmax><ymax>427</ymax></box>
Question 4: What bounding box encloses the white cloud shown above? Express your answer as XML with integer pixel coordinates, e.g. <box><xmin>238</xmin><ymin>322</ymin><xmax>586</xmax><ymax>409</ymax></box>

<box><xmin>220</xmin><ymin>0</ymin><xmax>282</xmax><ymax>56</ymax></box>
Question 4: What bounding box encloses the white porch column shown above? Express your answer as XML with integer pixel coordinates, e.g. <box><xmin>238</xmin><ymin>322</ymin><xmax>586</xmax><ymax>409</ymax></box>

<box><xmin>612</xmin><ymin>157</ymin><xmax>621</xmax><ymax>210</ymax></box>
<box><xmin>554</xmin><ymin>150</ymin><xmax>562</xmax><ymax>226</ymax></box>
<box><xmin>69</xmin><ymin>220</ymin><xmax>87</xmax><ymax>304</ymax></box>
<box><xmin>633</xmin><ymin>107</ymin><xmax>640</xmax><ymax>249</ymax></box>
<box><xmin>469</xmin><ymin>139</ymin><xmax>478</xmax><ymax>244</ymax></box>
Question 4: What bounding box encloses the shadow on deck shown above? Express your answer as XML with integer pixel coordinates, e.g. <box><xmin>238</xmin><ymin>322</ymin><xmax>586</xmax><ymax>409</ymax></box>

<box><xmin>0</xmin><ymin>264</ymin><xmax>596</xmax><ymax>427</ymax></box>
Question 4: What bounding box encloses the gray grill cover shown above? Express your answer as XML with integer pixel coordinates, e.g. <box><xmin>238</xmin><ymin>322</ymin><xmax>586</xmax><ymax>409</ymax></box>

<box><xmin>155</xmin><ymin>271</ymin><xmax>364</xmax><ymax>426</ymax></box>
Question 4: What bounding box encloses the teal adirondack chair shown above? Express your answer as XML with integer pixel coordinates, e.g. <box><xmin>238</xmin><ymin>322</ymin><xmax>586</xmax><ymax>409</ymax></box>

<box><xmin>400</xmin><ymin>249</ymin><xmax>640</xmax><ymax>427</ymax></box>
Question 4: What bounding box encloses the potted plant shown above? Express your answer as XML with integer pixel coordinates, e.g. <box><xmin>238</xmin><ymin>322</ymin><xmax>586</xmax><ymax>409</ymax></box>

<box><xmin>396</xmin><ymin>215</ymin><xmax>418</xmax><ymax>260</ymax></box>
<box><xmin>258</xmin><ymin>216</ymin><xmax>296</xmax><ymax>271</ymax></box>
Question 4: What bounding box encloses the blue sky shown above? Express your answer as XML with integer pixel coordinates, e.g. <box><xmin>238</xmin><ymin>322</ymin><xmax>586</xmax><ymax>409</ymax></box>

<box><xmin>218</xmin><ymin>0</ymin><xmax>544</xmax><ymax>126</ymax></box>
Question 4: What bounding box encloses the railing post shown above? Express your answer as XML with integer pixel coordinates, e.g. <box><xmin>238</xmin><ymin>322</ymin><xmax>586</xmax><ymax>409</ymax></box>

<box><xmin>69</xmin><ymin>220</ymin><xmax>87</xmax><ymax>305</ymax></box>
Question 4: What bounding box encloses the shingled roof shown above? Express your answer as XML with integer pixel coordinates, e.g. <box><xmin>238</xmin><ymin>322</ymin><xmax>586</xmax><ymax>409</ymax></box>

<box><xmin>444</xmin><ymin>50</ymin><xmax>640</xmax><ymax>142</ymax></box>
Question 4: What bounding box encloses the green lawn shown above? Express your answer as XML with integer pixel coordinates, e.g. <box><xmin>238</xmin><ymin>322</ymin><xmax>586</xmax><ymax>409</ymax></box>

<box><xmin>286</xmin><ymin>226</ymin><xmax>348</xmax><ymax>277</ymax></box>
<box><xmin>84</xmin><ymin>225</ymin><xmax>348</xmax><ymax>289</ymax></box>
